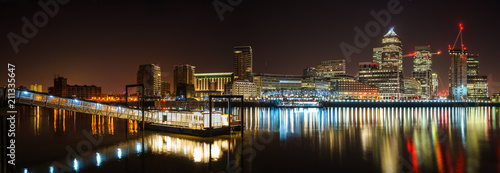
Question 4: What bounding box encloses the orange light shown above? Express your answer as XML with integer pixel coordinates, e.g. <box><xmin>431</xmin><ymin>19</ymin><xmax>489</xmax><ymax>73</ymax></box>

<box><xmin>437</xmin><ymin>51</ymin><xmax>442</xmax><ymax>54</ymax></box>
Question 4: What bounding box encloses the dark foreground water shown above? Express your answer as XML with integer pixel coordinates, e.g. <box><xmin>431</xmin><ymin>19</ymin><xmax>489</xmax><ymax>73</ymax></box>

<box><xmin>14</xmin><ymin>105</ymin><xmax>500</xmax><ymax>173</ymax></box>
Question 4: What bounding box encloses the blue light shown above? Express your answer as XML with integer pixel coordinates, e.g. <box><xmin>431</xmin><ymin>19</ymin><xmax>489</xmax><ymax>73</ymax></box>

<box><xmin>117</xmin><ymin>148</ymin><xmax>122</xmax><ymax>159</ymax></box>
<box><xmin>73</xmin><ymin>158</ymin><xmax>79</xmax><ymax>171</ymax></box>
<box><xmin>136</xmin><ymin>143</ymin><xmax>142</xmax><ymax>154</ymax></box>
<box><xmin>74</xmin><ymin>99</ymin><xmax>79</xmax><ymax>103</ymax></box>
<box><xmin>24</xmin><ymin>168</ymin><xmax>28</xmax><ymax>173</ymax></box>
<box><xmin>50</xmin><ymin>166</ymin><xmax>54</xmax><ymax>173</ymax></box>
<box><xmin>96</xmin><ymin>152</ymin><xmax>102</xmax><ymax>167</ymax></box>
<box><xmin>23</xmin><ymin>91</ymin><xmax>28</xmax><ymax>95</ymax></box>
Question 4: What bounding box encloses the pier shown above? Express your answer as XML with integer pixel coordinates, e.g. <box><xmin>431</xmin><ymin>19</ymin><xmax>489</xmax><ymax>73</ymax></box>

<box><xmin>15</xmin><ymin>91</ymin><xmax>242</xmax><ymax>137</ymax></box>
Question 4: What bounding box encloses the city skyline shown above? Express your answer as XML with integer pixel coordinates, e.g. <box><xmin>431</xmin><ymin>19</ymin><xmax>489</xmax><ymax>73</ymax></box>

<box><xmin>3</xmin><ymin>1</ymin><xmax>500</xmax><ymax>172</ymax></box>
<box><xmin>1</xmin><ymin>0</ymin><xmax>499</xmax><ymax>96</ymax></box>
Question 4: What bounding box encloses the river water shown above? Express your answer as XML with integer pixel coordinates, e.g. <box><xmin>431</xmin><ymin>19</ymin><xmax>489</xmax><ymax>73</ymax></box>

<box><xmin>15</xmin><ymin>105</ymin><xmax>500</xmax><ymax>173</ymax></box>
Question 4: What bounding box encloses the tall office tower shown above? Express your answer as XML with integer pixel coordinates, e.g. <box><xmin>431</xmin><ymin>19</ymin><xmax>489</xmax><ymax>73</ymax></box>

<box><xmin>449</xmin><ymin>49</ymin><xmax>468</xmax><ymax>100</ymax></box>
<box><xmin>381</xmin><ymin>27</ymin><xmax>403</xmax><ymax>72</ymax></box>
<box><xmin>173</xmin><ymin>64</ymin><xmax>196</xmax><ymax>95</ymax></box>
<box><xmin>373</xmin><ymin>47</ymin><xmax>383</xmax><ymax>68</ymax></box>
<box><xmin>413</xmin><ymin>46</ymin><xmax>434</xmax><ymax>99</ymax></box>
<box><xmin>467</xmin><ymin>54</ymin><xmax>479</xmax><ymax>76</ymax></box>
<box><xmin>466</xmin><ymin>54</ymin><xmax>488</xmax><ymax>100</ymax></box>
<box><xmin>431</xmin><ymin>73</ymin><xmax>438</xmax><ymax>97</ymax></box>
<box><xmin>137</xmin><ymin>64</ymin><xmax>161</xmax><ymax>97</ymax></box>
<box><xmin>234</xmin><ymin>46</ymin><xmax>253</xmax><ymax>81</ymax></box>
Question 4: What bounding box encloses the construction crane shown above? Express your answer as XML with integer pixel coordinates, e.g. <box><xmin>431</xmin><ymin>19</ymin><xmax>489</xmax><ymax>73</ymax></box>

<box><xmin>400</xmin><ymin>50</ymin><xmax>442</xmax><ymax>58</ymax></box>
<box><xmin>390</xmin><ymin>49</ymin><xmax>441</xmax><ymax>100</ymax></box>
<box><xmin>450</xmin><ymin>23</ymin><xmax>466</xmax><ymax>53</ymax></box>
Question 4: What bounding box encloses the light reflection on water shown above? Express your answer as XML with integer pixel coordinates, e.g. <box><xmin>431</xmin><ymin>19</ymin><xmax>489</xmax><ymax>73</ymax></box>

<box><xmin>17</xmin><ymin>106</ymin><xmax>500</xmax><ymax>172</ymax></box>
<box><xmin>243</xmin><ymin>107</ymin><xmax>497</xmax><ymax>172</ymax></box>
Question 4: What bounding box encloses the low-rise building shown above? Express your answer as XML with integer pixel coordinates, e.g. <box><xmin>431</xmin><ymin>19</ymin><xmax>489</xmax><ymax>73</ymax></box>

<box><xmin>48</xmin><ymin>76</ymin><xmax>101</xmax><ymax>100</ymax></box>
<box><xmin>194</xmin><ymin>72</ymin><xmax>233</xmax><ymax>98</ymax></box>
<box><xmin>332</xmin><ymin>79</ymin><xmax>379</xmax><ymax>100</ymax></box>
<box><xmin>253</xmin><ymin>73</ymin><xmax>335</xmax><ymax>99</ymax></box>
<box><xmin>403</xmin><ymin>78</ymin><xmax>422</xmax><ymax>100</ymax></box>
<box><xmin>304</xmin><ymin>59</ymin><xmax>346</xmax><ymax>78</ymax></box>
<box><xmin>30</xmin><ymin>84</ymin><xmax>43</xmax><ymax>92</ymax></box>
<box><xmin>224</xmin><ymin>80</ymin><xmax>258</xmax><ymax>99</ymax></box>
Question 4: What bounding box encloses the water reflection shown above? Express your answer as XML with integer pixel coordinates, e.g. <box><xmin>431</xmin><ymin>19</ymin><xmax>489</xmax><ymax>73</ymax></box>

<box><xmin>34</xmin><ymin>132</ymin><xmax>233</xmax><ymax>172</ymax></box>
<box><xmin>18</xmin><ymin>106</ymin><xmax>500</xmax><ymax>173</ymax></box>
<box><xmin>244</xmin><ymin>107</ymin><xmax>498</xmax><ymax>172</ymax></box>
<box><xmin>148</xmin><ymin>134</ymin><xmax>229</xmax><ymax>163</ymax></box>
<box><xmin>52</xmin><ymin>109</ymin><xmax>68</xmax><ymax>134</ymax></box>
<box><xmin>128</xmin><ymin>120</ymin><xmax>138</xmax><ymax>135</ymax></box>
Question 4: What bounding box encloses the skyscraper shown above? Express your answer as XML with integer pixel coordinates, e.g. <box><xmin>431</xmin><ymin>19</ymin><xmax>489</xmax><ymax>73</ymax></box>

<box><xmin>431</xmin><ymin>73</ymin><xmax>438</xmax><ymax>97</ymax></box>
<box><xmin>173</xmin><ymin>64</ymin><xmax>195</xmax><ymax>97</ymax></box>
<box><xmin>373</xmin><ymin>47</ymin><xmax>383</xmax><ymax>68</ymax></box>
<box><xmin>466</xmin><ymin>54</ymin><xmax>488</xmax><ymax>100</ymax></box>
<box><xmin>234</xmin><ymin>46</ymin><xmax>253</xmax><ymax>81</ymax></box>
<box><xmin>413</xmin><ymin>46</ymin><xmax>434</xmax><ymax>99</ymax></box>
<box><xmin>363</xmin><ymin>27</ymin><xmax>404</xmax><ymax>100</ymax></box>
<box><xmin>381</xmin><ymin>27</ymin><xmax>403</xmax><ymax>72</ymax></box>
<box><xmin>448</xmin><ymin>49</ymin><xmax>468</xmax><ymax>100</ymax></box>
<box><xmin>467</xmin><ymin>54</ymin><xmax>479</xmax><ymax>76</ymax></box>
<box><xmin>137</xmin><ymin>64</ymin><xmax>161</xmax><ymax>97</ymax></box>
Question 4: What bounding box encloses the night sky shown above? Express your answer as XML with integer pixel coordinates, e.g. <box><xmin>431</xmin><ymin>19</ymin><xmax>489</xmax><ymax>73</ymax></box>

<box><xmin>1</xmin><ymin>0</ymin><xmax>499</xmax><ymax>96</ymax></box>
